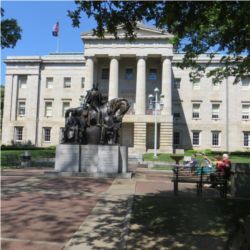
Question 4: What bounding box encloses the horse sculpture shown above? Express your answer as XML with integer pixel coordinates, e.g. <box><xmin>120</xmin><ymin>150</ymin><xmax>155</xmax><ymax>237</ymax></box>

<box><xmin>61</xmin><ymin>86</ymin><xmax>130</xmax><ymax>145</ymax></box>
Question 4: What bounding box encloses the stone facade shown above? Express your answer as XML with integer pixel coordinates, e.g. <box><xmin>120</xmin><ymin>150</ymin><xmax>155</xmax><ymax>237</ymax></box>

<box><xmin>2</xmin><ymin>24</ymin><xmax>250</xmax><ymax>152</ymax></box>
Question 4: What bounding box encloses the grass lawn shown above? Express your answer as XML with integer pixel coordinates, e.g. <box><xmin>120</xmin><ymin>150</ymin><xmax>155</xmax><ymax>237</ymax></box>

<box><xmin>126</xmin><ymin>196</ymin><xmax>250</xmax><ymax>250</ymax></box>
<box><xmin>144</xmin><ymin>153</ymin><xmax>250</xmax><ymax>164</ymax></box>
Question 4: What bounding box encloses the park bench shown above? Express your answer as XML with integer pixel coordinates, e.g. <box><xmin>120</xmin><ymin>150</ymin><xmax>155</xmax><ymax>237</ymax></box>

<box><xmin>172</xmin><ymin>166</ymin><xmax>229</xmax><ymax>198</ymax></box>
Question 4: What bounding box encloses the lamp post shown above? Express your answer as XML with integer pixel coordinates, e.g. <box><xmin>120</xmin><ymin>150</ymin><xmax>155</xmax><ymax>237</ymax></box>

<box><xmin>148</xmin><ymin>88</ymin><xmax>164</xmax><ymax>159</ymax></box>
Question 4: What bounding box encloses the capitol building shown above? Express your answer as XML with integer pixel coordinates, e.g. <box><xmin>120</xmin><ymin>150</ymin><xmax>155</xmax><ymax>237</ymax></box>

<box><xmin>2</xmin><ymin>23</ymin><xmax>250</xmax><ymax>153</ymax></box>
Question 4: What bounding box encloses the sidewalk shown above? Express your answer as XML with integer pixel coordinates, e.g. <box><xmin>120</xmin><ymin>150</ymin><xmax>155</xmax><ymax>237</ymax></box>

<box><xmin>63</xmin><ymin>178</ymin><xmax>136</xmax><ymax>250</ymax></box>
<box><xmin>1</xmin><ymin>167</ymin><xmax>221</xmax><ymax>250</ymax></box>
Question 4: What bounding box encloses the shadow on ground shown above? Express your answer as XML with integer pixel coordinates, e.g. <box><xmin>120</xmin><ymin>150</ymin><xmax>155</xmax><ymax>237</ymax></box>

<box><xmin>126</xmin><ymin>191</ymin><xmax>250</xmax><ymax>250</ymax></box>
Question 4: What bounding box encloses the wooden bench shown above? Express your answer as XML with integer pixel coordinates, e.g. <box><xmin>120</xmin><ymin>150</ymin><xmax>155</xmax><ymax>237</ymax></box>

<box><xmin>172</xmin><ymin>166</ymin><xmax>229</xmax><ymax>198</ymax></box>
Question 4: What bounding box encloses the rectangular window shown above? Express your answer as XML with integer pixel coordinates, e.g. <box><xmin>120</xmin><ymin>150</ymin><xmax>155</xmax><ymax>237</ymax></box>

<box><xmin>173</xmin><ymin>113</ymin><xmax>181</xmax><ymax>119</ymax></box>
<box><xmin>101</xmin><ymin>68</ymin><xmax>109</xmax><ymax>80</ymax></box>
<box><xmin>173</xmin><ymin>132</ymin><xmax>180</xmax><ymax>145</ymax></box>
<box><xmin>64</xmin><ymin>77</ymin><xmax>71</xmax><ymax>88</ymax></box>
<box><xmin>18</xmin><ymin>101</ymin><xmax>26</xmax><ymax>116</ymax></box>
<box><xmin>19</xmin><ymin>75</ymin><xmax>27</xmax><ymax>89</ymax></box>
<box><xmin>193</xmin><ymin>79</ymin><xmax>200</xmax><ymax>90</ymax></box>
<box><xmin>174</xmin><ymin>78</ymin><xmax>181</xmax><ymax>89</ymax></box>
<box><xmin>62</xmin><ymin>102</ymin><xmax>70</xmax><ymax>117</ymax></box>
<box><xmin>212</xmin><ymin>104</ymin><xmax>220</xmax><ymax>119</ymax></box>
<box><xmin>46</xmin><ymin>77</ymin><xmax>53</xmax><ymax>89</ymax></box>
<box><xmin>173</xmin><ymin>104</ymin><xmax>181</xmax><ymax>119</ymax></box>
<box><xmin>148</xmin><ymin>69</ymin><xmax>157</xmax><ymax>80</ymax></box>
<box><xmin>192</xmin><ymin>131</ymin><xmax>200</xmax><ymax>146</ymax></box>
<box><xmin>192</xmin><ymin>103</ymin><xmax>200</xmax><ymax>119</ymax></box>
<box><xmin>81</xmin><ymin>77</ymin><xmax>85</xmax><ymax>88</ymax></box>
<box><xmin>244</xmin><ymin>132</ymin><xmax>250</xmax><ymax>146</ymax></box>
<box><xmin>242</xmin><ymin>104</ymin><xmax>250</xmax><ymax>120</ymax></box>
<box><xmin>15</xmin><ymin>127</ymin><xmax>23</xmax><ymax>141</ymax></box>
<box><xmin>125</xmin><ymin>68</ymin><xmax>133</xmax><ymax>80</ymax></box>
<box><xmin>242</xmin><ymin>77</ymin><xmax>250</xmax><ymax>88</ymax></box>
<box><xmin>212</xmin><ymin>131</ymin><xmax>220</xmax><ymax>146</ymax></box>
<box><xmin>43</xmin><ymin>127</ymin><xmax>51</xmax><ymax>142</ymax></box>
<box><xmin>45</xmin><ymin>101</ymin><xmax>52</xmax><ymax>117</ymax></box>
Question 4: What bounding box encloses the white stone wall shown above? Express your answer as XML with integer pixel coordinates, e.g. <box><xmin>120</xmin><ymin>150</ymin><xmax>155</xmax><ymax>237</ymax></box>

<box><xmin>2</xmin><ymin>53</ymin><xmax>249</xmax><ymax>152</ymax></box>
<box><xmin>2</xmin><ymin>55</ymin><xmax>86</xmax><ymax>146</ymax></box>
<box><xmin>172</xmin><ymin>64</ymin><xmax>250</xmax><ymax>151</ymax></box>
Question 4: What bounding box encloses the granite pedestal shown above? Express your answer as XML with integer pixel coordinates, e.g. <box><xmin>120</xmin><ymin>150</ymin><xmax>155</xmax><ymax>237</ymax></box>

<box><xmin>48</xmin><ymin>144</ymin><xmax>130</xmax><ymax>178</ymax></box>
<box><xmin>55</xmin><ymin>144</ymin><xmax>80</xmax><ymax>172</ymax></box>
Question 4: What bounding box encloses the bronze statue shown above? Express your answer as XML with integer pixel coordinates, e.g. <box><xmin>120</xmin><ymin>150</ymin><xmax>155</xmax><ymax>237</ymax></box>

<box><xmin>62</xmin><ymin>85</ymin><xmax>130</xmax><ymax>145</ymax></box>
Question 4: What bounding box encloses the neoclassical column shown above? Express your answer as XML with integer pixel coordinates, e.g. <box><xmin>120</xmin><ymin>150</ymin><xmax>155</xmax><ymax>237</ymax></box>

<box><xmin>108</xmin><ymin>56</ymin><xmax>119</xmax><ymax>100</ymax></box>
<box><xmin>160</xmin><ymin>56</ymin><xmax>173</xmax><ymax>153</ymax></box>
<box><xmin>135</xmin><ymin>56</ymin><xmax>146</xmax><ymax>115</ymax></box>
<box><xmin>85</xmin><ymin>56</ymin><xmax>94</xmax><ymax>93</ymax></box>
<box><xmin>161</xmin><ymin>56</ymin><xmax>172</xmax><ymax>115</ymax></box>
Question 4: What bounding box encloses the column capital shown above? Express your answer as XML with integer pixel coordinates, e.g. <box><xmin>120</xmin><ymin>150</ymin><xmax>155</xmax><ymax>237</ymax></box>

<box><xmin>161</xmin><ymin>55</ymin><xmax>173</xmax><ymax>62</ymax></box>
<box><xmin>85</xmin><ymin>56</ymin><xmax>96</xmax><ymax>62</ymax></box>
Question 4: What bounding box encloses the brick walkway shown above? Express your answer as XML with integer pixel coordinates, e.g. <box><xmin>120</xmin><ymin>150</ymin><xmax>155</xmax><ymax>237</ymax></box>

<box><xmin>1</xmin><ymin>169</ymin><xmax>113</xmax><ymax>250</ymax></box>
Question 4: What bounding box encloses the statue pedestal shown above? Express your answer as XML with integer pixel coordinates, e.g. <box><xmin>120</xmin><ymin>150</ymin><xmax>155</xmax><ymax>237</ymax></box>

<box><xmin>49</xmin><ymin>144</ymin><xmax>130</xmax><ymax>178</ymax></box>
<box><xmin>55</xmin><ymin>144</ymin><xmax>80</xmax><ymax>172</ymax></box>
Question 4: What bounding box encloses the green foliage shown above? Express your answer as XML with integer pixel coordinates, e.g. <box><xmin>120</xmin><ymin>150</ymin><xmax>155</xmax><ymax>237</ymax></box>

<box><xmin>1</xmin><ymin>8</ymin><xmax>22</xmax><ymax>49</ymax></box>
<box><xmin>1</xmin><ymin>149</ymin><xmax>55</xmax><ymax>158</ymax></box>
<box><xmin>68</xmin><ymin>1</ymin><xmax>250</xmax><ymax>83</ymax></box>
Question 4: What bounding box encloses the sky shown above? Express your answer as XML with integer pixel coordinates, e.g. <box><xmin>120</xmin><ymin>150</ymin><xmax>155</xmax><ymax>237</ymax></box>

<box><xmin>1</xmin><ymin>0</ymin><xmax>97</xmax><ymax>85</ymax></box>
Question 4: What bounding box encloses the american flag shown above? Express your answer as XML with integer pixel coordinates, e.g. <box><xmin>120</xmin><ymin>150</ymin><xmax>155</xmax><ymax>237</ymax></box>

<box><xmin>52</xmin><ymin>22</ymin><xmax>59</xmax><ymax>36</ymax></box>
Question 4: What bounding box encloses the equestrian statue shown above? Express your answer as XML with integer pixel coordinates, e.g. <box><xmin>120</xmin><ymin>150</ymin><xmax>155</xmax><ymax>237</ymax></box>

<box><xmin>61</xmin><ymin>84</ymin><xmax>130</xmax><ymax>145</ymax></box>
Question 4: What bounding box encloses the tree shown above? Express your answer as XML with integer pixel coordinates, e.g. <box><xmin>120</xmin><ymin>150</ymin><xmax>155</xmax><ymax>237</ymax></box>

<box><xmin>1</xmin><ymin>8</ymin><xmax>22</xmax><ymax>49</ymax></box>
<box><xmin>68</xmin><ymin>1</ymin><xmax>250</xmax><ymax>83</ymax></box>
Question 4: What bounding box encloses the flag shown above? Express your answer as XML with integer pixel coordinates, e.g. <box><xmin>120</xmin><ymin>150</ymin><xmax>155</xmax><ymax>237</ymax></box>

<box><xmin>52</xmin><ymin>22</ymin><xmax>59</xmax><ymax>36</ymax></box>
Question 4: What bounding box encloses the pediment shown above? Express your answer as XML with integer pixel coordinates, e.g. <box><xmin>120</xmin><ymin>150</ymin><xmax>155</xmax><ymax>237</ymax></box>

<box><xmin>82</xmin><ymin>22</ymin><xmax>173</xmax><ymax>40</ymax></box>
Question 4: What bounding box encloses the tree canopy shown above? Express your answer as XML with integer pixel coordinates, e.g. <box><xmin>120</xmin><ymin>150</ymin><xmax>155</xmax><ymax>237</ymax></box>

<box><xmin>1</xmin><ymin>8</ymin><xmax>22</xmax><ymax>49</ymax></box>
<box><xmin>68</xmin><ymin>1</ymin><xmax>250</xmax><ymax>83</ymax></box>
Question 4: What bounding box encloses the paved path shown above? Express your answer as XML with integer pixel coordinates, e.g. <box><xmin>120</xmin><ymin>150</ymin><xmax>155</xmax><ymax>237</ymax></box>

<box><xmin>1</xmin><ymin>169</ymin><xmax>113</xmax><ymax>250</ymax></box>
<box><xmin>1</xmin><ymin>167</ymin><xmax>220</xmax><ymax>250</ymax></box>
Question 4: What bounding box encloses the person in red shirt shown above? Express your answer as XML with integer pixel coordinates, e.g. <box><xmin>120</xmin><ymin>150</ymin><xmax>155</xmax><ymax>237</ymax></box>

<box><xmin>222</xmin><ymin>153</ymin><xmax>232</xmax><ymax>179</ymax></box>
<box><xmin>210</xmin><ymin>155</ymin><xmax>225</xmax><ymax>187</ymax></box>
<box><xmin>216</xmin><ymin>156</ymin><xmax>226</xmax><ymax>173</ymax></box>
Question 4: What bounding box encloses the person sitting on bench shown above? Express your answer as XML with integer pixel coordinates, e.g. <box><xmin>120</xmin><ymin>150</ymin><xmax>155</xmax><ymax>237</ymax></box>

<box><xmin>184</xmin><ymin>154</ymin><xmax>198</xmax><ymax>173</ymax></box>
<box><xmin>210</xmin><ymin>155</ymin><xmax>225</xmax><ymax>188</ymax></box>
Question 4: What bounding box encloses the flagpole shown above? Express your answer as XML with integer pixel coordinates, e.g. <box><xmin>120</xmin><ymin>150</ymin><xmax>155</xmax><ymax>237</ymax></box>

<box><xmin>56</xmin><ymin>35</ymin><xmax>59</xmax><ymax>53</ymax></box>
